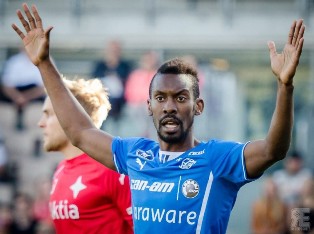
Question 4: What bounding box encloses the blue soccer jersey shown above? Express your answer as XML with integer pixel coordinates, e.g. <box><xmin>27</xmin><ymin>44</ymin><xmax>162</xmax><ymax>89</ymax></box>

<box><xmin>112</xmin><ymin>137</ymin><xmax>254</xmax><ymax>234</ymax></box>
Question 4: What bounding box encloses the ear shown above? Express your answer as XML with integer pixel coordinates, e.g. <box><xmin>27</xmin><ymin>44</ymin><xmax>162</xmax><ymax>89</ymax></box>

<box><xmin>147</xmin><ymin>99</ymin><xmax>153</xmax><ymax>116</ymax></box>
<box><xmin>194</xmin><ymin>98</ymin><xmax>204</xmax><ymax>116</ymax></box>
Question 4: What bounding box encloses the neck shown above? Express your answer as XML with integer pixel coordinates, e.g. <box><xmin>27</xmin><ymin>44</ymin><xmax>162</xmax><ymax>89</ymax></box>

<box><xmin>158</xmin><ymin>136</ymin><xmax>200</xmax><ymax>152</ymax></box>
<box><xmin>61</xmin><ymin>145</ymin><xmax>84</xmax><ymax>160</ymax></box>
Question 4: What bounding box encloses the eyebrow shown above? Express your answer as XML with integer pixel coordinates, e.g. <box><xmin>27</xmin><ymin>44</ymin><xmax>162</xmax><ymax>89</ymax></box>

<box><xmin>153</xmin><ymin>88</ymin><xmax>190</xmax><ymax>96</ymax></box>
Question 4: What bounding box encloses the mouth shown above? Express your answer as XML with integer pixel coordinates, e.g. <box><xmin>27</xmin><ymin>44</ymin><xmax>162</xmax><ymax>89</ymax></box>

<box><xmin>160</xmin><ymin>117</ymin><xmax>181</xmax><ymax>132</ymax></box>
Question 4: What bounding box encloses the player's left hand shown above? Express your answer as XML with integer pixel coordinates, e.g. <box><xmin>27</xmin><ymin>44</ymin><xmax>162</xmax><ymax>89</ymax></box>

<box><xmin>268</xmin><ymin>19</ymin><xmax>305</xmax><ymax>85</ymax></box>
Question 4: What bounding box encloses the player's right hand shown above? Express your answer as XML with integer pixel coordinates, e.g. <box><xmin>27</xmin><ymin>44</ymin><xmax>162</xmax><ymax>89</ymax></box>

<box><xmin>12</xmin><ymin>3</ymin><xmax>53</xmax><ymax>66</ymax></box>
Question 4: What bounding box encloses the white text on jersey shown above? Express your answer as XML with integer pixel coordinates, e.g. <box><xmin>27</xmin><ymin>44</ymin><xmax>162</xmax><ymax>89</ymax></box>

<box><xmin>133</xmin><ymin>206</ymin><xmax>197</xmax><ymax>225</ymax></box>
<box><xmin>188</xmin><ymin>149</ymin><xmax>205</xmax><ymax>156</ymax></box>
<box><xmin>50</xmin><ymin>200</ymin><xmax>79</xmax><ymax>219</ymax></box>
<box><xmin>131</xmin><ymin>180</ymin><xmax>175</xmax><ymax>192</ymax></box>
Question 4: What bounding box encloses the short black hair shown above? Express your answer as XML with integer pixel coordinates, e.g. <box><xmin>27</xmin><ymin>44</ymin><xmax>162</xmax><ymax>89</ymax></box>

<box><xmin>149</xmin><ymin>58</ymin><xmax>200</xmax><ymax>100</ymax></box>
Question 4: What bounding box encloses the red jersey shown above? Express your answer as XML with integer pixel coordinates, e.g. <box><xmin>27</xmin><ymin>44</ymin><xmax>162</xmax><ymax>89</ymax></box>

<box><xmin>49</xmin><ymin>153</ymin><xmax>133</xmax><ymax>234</ymax></box>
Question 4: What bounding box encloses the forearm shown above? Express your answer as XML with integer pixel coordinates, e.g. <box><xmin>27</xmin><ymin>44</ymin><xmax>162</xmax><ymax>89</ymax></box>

<box><xmin>37</xmin><ymin>58</ymin><xmax>95</xmax><ymax>143</ymax></box>
<box><xmin>266</xmin><ymin>81</ymin><xmax>294</xmax><ymax>160</ymax></box>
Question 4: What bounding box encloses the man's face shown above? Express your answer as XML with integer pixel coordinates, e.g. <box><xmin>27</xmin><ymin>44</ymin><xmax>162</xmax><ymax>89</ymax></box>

<box><xmin>38</xmin><ymin>98</ymin><xmax>69</xmax><ymax>152</ymax></box>
<box><xmin>285</xmin><ymin>157</ymin><xmax>302</xmax><ymax>174</ymax></box>
<box><xmin>148</xmin><ymin>74</ymin><xmax>198</xmax><ymax>144</ymax></box>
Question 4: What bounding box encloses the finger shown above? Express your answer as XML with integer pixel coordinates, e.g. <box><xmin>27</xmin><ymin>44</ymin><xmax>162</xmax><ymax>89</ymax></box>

<box><xmin>11</xmin><ymin>23</ymin><xmax>25</xmax><ymax>40</ymax></box>
<box><xmin>287</xmin><ymin>20</ymin><xmax>296</xmax><ymax>45</ymax></box>
<box><xmin>292</xmin><ymin>19</ymin><xmax>303</xmax><ymax>46</ymax></box>
<box><xmin>17</xmin><ymin>10</ymin><xmax>30</xmax><ymax>33</ymax></box>
<box><xmin>268</xmin><ymin>41</ymin><xmax>277</xmax><ymax>60</ymax></box>
<box><xmin>23</xmin><ymin>3</ymin><xmax>36</xmax><ymax>29</ymax></box>
<box><xmin>31</xmin><ymin>5</ymin><xmax>43</xmax><ymax>29</ymax></box>
<box><xmin>296</xmin><ymin>38</ymin><xmax>304</xmax><ymax>59</ymax></box>
<box><xmin>295</xmin><ymin>24</ymin><xmax>305</xmax><ymax>49</ymax></box>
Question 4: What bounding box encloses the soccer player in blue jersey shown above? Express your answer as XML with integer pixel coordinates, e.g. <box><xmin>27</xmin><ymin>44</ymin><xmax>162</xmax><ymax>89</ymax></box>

<box><xmin>12</xmin><ymin>3</ymin><xmax>305</xmax><ymax>234</ymax></box>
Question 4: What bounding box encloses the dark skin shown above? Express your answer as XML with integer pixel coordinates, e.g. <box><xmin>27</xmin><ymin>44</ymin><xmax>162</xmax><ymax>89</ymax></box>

<box><xmin>148</xmin><ymin>73</ymin><xmax>204</xmax><ymax>152</ymax></box>
<box><xmin>12</xmin><ymin>3</ymin><xmax>305</xmax><ymax>178</ymax></box>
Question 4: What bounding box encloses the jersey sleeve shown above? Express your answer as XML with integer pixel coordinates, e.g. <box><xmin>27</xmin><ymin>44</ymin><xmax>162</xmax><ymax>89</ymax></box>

<box><xmin>111</xmin><ymin>137</ymin><xmax>141</xmax><ymax>175</ymax></box>
<box><xmin>98</xmin><ymin>167</ymin><xmax>133</xmax><ymax>232</ymax></box>
<box><xmin>210</xmin><ymin>140</ymin><xmax>254</xmax><ymax>186</ymax></box>
<box><xmin>108</xmin><ymin>172</ymin><xmax>133</xmax><ymax>229</ymax></box>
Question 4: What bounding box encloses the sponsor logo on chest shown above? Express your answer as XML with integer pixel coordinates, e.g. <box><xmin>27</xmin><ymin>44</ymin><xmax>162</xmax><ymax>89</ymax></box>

<box><xmin>131</xmin><ymin>179</ymin><xmax>175</xmax><ymax>193</ymax></box>
<box><xmin>50</xmin><ymin>200</ymin><xmax>79</xmax><ymax>220</ymax></box>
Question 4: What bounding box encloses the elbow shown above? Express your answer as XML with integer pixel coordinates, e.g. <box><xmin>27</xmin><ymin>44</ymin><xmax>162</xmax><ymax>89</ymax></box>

<box><xmin>274</xmin><ymin>152</ymin><xmax>287</xmax><ymax>162</ymax></box>
<box><xmin>264</xmin><ymin>136</ymin><xmax>291</xmax><ymax>162</ymax></box>
<box><xmin>266</xmin><ymin>148</ymin><xmax>289</xmax><ymax>163</ymax></box>
<box><xmin>71</xmin><ymin>135</ymin><xmax>83</xmax><ymax>148</ymax></box>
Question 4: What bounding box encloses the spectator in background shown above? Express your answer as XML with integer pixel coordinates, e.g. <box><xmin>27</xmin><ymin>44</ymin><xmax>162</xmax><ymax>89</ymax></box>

<box><xmin>38</xmin><ymin>77</ymin><xmax>133</xmax><ymax>233</ymax></box>
<box><xmin>35</xmin><ymin>219</ymin><xmax>55</xmax><ymax>234</ymax></box>
<box><xmin>251</xmin><ymin>177</ymin><xmax>289</xmax><ymax>234</ymax></box>
<box><xmin>91</xmin><ymin>40</ymin><xmax>132</xmax><ymax>133</ymax></box>
<box><xmin>0</xmin><ymin>202</ymin><xmax>12</xmax><ymax>234</ymax></box>
<box><xmin>124</xmin><ymin>50</ymin><xmax>160</xmax><ymax>137</ymax></box>
<box><xmin>0</xmin><ymin>130</ymin><xmax>15</xmax><ymax>184</ymax></box>
<box><xmin>32</xmin><ymin>177</ymin><xmax>52</xmax><ymax>225</ymax></box>
<box><xmin>291</xmin><ymin>176</ymin><xmax>314</xmax><ymax>234</ymax></box>
<box><xmin>0</xmin><ymin>138</ymin><xmax>9</xmax><ymax>183</ymax></box>
<box><xmin>8</xmin><ymin>192</ymin><xmax>38</xmax><ymax>234</ymax></box>
<box><xmin>272</xmin><ymin>150</ymin><xmax>312</xmax><ymax>208</ymax></box>
<box><xmin>0</xmin><ymin>48</ymin><xmax>46</xmax><ymax>131</ymax></box>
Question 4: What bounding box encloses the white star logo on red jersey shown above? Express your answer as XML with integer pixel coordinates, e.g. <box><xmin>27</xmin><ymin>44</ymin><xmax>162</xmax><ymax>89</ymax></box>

<box><xmin>70</xmin><ymin>176</ymin><xmax>86</xmax><ymax>199</ymax></box>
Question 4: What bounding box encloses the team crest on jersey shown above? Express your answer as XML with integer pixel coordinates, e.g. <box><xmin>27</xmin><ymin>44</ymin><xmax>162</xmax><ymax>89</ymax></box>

<box><xmin>136</xmin><ymin>149</ymin><xmax>154</xmax><ymax>160</ymax></box>
<box><xmin>182</xmin><ymin>179</ymin><xmax>200</xmax><ymax>198</ymax></box>
<box><xmin>179</xmin><ymin>158</ymin><xmax>196</xmax><ymax>169</ymax></box>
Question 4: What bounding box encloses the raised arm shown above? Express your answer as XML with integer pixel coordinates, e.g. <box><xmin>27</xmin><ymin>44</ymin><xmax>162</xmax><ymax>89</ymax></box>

<box><xmin>12</xmin><ymin>3</ymin><xmax>116</xmax><ymax>170</ymax></box>
<box><xmin>244</xmin><ymin>19</ymin><xmax>305</xmax><ymax>178</ymax></box>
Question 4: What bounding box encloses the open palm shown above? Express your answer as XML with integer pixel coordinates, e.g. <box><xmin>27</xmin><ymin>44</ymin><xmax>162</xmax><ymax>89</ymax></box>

<box><xmin>268</xmin><ymin>19</ymin><xmax>305</xmax><ymax>85</ymax></box>
<box><xmin>12</xmin><ymin>3</ymin><xmax>52</xmax><ymax>66</ymax></box>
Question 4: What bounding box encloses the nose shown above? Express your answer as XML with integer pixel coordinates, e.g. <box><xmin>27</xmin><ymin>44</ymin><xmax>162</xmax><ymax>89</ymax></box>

<box><xmin>37</xmin><ymin>115</ymin><xmax>45</xmax><ymax>128</ymax></box>
<box><xmin>163</xmin><ymin>98</ymin><xmax>177</xmax><ymax>114</ymax></box>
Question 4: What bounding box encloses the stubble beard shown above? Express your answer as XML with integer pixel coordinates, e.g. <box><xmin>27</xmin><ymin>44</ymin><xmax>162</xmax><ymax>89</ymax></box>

<box><xmin>154</xmin><ymin>117</ymin><xmax>194</xmax><ymax>144</ymax></box>
<box><xmin>44</xmin><ymin>139</ymin><xmax>67</xmax><ymax>152</ymax></box>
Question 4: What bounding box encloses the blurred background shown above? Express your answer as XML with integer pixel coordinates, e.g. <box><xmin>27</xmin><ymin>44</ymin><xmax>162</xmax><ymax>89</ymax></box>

<box><xmin>0</xmin><ymin>0</ymin><xmax>313</xmax><ymax>233</ymax></box>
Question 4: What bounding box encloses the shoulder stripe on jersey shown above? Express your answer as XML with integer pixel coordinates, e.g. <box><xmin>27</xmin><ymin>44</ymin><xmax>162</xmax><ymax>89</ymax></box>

<box><xmin>53</xmin><ymin>165</ymin><xmax>65</xmax><ymax>178</ymax></box>
<box><xmin>196</xmin><ymin>171</ymin><xmax>214</xmax><ymax>234</ymax></box>
<box><xmin>112</xmin><ymin>153</ymin><xmax>121</xmax><ymax>174</ymax></box>
<box><xmin>176</xmin><ymin>176</ymin><xmax>182</xmax><ymax>200</ymax></box>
